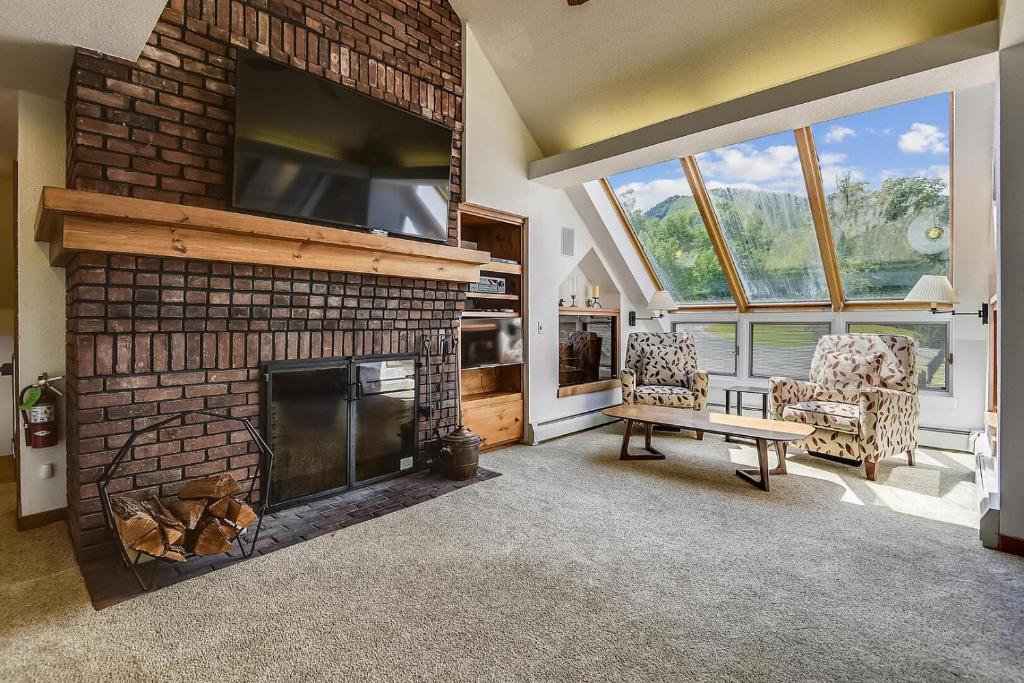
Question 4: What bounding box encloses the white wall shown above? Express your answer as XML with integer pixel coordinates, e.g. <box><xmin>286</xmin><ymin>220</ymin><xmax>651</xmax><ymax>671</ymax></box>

<box><xmin>464</xmin><ymin>25</ymin><xmax>654</xmax><ymax>441</ymax></box>
<box><xmin>997</xmin><ymin>42</ymin><xmax>1024</xmax><ymax>541</ymax></box>
<box><xmin>463</xmin><ymin>26</ymin><xmax>540</xmax><ymax>216</ymax></box>
<box><xmin>15</xmin><ymin>91</ymin><xmax>66</xmax><ymax>516</ymax></box>
<box><xmin>0</xmin><ymin>336</ymin><xmax>13</xmax><ymax>456</ymax></box>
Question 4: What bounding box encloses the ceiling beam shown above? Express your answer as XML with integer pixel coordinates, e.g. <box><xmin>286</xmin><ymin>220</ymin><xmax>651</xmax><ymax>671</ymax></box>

<box><xmin>529</xmin><ymin>22</ymin><xmax>998</xmax><ymax>187</ymax></box>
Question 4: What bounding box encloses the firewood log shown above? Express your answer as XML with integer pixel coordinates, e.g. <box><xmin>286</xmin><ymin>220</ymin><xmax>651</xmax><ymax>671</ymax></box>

<box><xmin>177</xmin><ymin>473</ymin><xmax>240</xmax><ymax>500</ymax></box>
<box><xmin>163</xmin><ymin>545</ymin><xmax>187</xmax><ymax>563</ymax></box>
<box><xmin>229</xmin><ymin>499</ymin><xmax>259</xmax><ymax>528</ymax></box>
<box><xmin>165</xmin><ymin>498</ymin><xmax>207</xmax><ymax>530</ymax></box>
<box><xmin>109</xmin><ymin>495</ymin><xmax>159</xmax><ymax>549</ymax></box>
<box><xmin>207</xmin><ymin>496</ymin><xmax>231</xmax><ymax>519</ymax></box>
<box><xmin>191</xmin><ymin>518</ymin><xmax>235</xmax><ymax>555</ymax></box>
<box><xmin>141</xmin><ymin>498</ymin><xmax>185</xmax><ymax>546</ymax></box>
<box><xmin>130</xmin><ymin>527</ymin><xmax>167</xmax><ymax>558</ymax></box>
<box><xmin>207</xmin><ymin>496</ymin><xmax>259</xmax><ymax>530</ymax></box>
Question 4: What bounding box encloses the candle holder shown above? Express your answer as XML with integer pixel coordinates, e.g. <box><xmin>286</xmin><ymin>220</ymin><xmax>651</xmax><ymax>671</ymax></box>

<box><xmin>570</xmin><ymin>295</ymin><xmax>577</xmax><ymax>307</ymax></box>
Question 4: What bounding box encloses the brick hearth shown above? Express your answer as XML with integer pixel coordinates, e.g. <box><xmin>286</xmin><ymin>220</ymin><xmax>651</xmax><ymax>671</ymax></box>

<box><xmin>81</xmin><ymin>466</ymin><xmax>500</xmax><ymax>609</ymax></box>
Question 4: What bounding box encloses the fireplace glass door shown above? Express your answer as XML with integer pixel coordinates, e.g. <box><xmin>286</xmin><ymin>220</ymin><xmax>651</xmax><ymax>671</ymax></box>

<box><xmin>352</xmin><ymin>358</ymin><xmax>418</xmax><ymax>483</ymax></box>
<box><xmin>267</xmin><ymin>361</ymin><xmax>350</xmax><ymax>506</ymax></box>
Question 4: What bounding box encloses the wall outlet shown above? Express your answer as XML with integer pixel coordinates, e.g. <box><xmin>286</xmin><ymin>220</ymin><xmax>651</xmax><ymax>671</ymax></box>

<box><xmin>537</xmin><ymin>321</ymin><xmax>544</xmax><ymax>335</ymax></box>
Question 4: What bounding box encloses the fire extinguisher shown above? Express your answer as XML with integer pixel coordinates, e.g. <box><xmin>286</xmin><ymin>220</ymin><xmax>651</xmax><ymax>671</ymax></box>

<box><xmin>19</xmin><ymin>373</ymin><xmax>63</xmax><ymax>449</ymax></box>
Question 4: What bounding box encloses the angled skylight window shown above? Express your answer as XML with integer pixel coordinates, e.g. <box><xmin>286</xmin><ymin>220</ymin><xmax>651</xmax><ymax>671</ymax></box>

<box><xmin>694</xmin><ymin>131</ymin><xmax>829</xmax><ymax>303</ymax></box>
<box><xmin>811</xmin><ymin>93</ymin><xmax>952</xmax><ymax>300</ymax></box>
<box><xmin>608</xmin><ymin>160</ymin><xmax>733</xmax><ymax>305</ymax></box>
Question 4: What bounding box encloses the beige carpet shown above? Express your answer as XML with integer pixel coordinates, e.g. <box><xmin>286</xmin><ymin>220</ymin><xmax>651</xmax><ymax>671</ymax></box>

<box><xmin>1</xmin><ymin>426</ymin><xmax>1022</xmax><ymax>682</ymax></box>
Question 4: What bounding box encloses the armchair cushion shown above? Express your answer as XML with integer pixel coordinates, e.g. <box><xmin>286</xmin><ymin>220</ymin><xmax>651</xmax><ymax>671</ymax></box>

<box><xmin>639</xmin><ymin>345</ymin><xmax>691</xmax><ymax>388</ymax></box>
<box><xmin>782</xmin><ymin>401</ymin><xmax>860</xmax><ymax>435</ymax></box>
<box><xmin>810</xmin><ymin>351</ymin><xmax>883</xmax><ymax>391</ymax></box>
<box><xmin>634</xmin><ymin>385</ymin><xmax>701</xmax><ymax>408</ymax></box>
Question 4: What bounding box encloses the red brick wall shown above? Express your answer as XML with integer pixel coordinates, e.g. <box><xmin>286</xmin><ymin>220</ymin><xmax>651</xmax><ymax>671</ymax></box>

<box><xmin>66</xmin><ymin>253</ymin><xmax>467</xmax><ymax>560</ymax></box>
<box><xmin>66</xmin><ymin>0</ymin><xmax>463</xmax><ymax>244</ymax></box>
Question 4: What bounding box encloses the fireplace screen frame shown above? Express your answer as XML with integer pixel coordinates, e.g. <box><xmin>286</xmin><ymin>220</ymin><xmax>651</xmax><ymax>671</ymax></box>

<box><xmin>261</xmin><ymin>353</ymin><xmax>421</xmax><ymax>512</ymax></box>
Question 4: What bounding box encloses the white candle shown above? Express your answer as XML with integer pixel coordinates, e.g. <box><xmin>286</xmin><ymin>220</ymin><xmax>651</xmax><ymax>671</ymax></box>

<box><xmin>592</xmin><ymin>285</ymin><xmax>600</xmax><ymax>298</ymax></box>
<box><xmin>571</xmin><ymin>278</ymin><xmax>577</xmax><ymax>296</ymax></box>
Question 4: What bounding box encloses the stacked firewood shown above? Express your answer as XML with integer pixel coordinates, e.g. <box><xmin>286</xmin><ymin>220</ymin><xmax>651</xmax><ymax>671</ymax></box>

<box><xmin>108</xmin><ymin>474</ymin><xmax>258</xmax><ymax>562</ymax></box>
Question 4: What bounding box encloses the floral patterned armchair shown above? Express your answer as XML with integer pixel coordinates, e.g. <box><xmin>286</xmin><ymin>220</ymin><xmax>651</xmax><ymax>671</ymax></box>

<box><xmin>621</xmin><ymin>332</ymin><xmax>708</xmax><ymax>412</ymax></box>
<box><xmin>769</xmin><ymin>334</ymin><xmax>919</xmax><ymax>481</ymax></box>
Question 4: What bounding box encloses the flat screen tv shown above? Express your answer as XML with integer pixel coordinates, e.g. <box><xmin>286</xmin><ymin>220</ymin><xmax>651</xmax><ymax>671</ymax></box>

<box><xmin>233</xmin><ymin>51</ymin><xmax>453</xmax><ymax>243</ymax></box>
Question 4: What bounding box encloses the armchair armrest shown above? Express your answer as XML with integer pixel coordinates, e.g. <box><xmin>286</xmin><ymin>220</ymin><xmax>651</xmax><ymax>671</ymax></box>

<box><xmin>620</xmin><ymin>368</ymin><xmax>637</xmax><ymax>404</ymax></box>
<box><xmin>859</xmin><ymin>387</ymin><xmax>919</xmax><ymax>459</ymax></box>
<box><xmin>768</xmin><ymin>377</ymin><xmax>816</xmax><ymax>420</ymax></box>
<box><xmin>689</xmin><ymin>371</ymin><xmax>709</xmax><ymax>411</ymax></box>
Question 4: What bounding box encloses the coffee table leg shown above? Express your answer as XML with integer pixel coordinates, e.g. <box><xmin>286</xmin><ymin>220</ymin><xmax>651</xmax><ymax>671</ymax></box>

<box><xmin>619</xmin><ymin>420</ymin><xmax>666</xmax><ymax>461</ymax></box>
<box><xmin>736</xmin><ymin>438</ymin><xmax>771</xmax><ymax>491</ymax></box>
<box><xmin>771</xmin><ymin>440</ymin><xmax>788</xmax><ymax>475</ymax></box>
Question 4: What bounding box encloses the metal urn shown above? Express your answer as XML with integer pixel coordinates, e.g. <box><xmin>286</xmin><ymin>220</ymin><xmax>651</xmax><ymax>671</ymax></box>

<box><xmin>439</xmin><ymin>425</ymin><xmax>484</xmax><ymax>481</ymax></box>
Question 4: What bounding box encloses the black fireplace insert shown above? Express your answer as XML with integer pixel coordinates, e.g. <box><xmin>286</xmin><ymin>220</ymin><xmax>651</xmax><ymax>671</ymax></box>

<box><xmin>261</xmin><ymin>354</ymin><xmax>419</xmax><ymax>511</ymax></box>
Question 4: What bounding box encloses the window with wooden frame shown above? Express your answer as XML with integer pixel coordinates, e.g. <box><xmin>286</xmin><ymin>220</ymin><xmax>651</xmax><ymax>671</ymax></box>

<box><xmin>605</xmin><ymin>162</ymin><xmax>734</xmax><ymax>306</ymax></box>
<box><xmin>602</xmin><ymin>93</ymin><xmax>954</xmax><ymax>313</ymax></box>
<box><xmin>672</xmin><ymin>321</ymin><xmax>738</xmax><ymax>376</ymax></box>
<box><xmin>811</xmin><ymin>94</ymin><xmax>952</xmax><ymax>302</ymax></box>
<box><xmin>749</xmin><ymin>322</ymin><xmax>832</xmax><ymax>379</ymax></box>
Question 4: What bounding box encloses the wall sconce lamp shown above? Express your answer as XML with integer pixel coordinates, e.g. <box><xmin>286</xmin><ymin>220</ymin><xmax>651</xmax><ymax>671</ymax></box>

<box><xmin>628</xmin><ymin>290</ymin><xmax>677</xmax><ymax>327</ymax></box>
<box><xmin>904</xmin><ymin>275</ymin><xmax>988</xmax><ymax>324</ymax></box>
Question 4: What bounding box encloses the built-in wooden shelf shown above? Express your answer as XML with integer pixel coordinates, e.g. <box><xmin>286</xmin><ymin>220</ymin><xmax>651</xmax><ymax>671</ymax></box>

<box><xmin>467</xmin><ymin>292</ymin><xmax>518</xmax><ymax>301</ymax></box>
<box><xmin>458</xmin><ymin>203</ymin><xmax>528</xmax><ymax>451</ymax></box>
<box><xmin>36</xmin><ymin>188</ymin><xmax>491</xmax><ymax>283</ymax></box>
<box><xmin>559</xmin><ymin>306</ymin><xmax>619</xmax><ymax>316</ymax></box>
<box><xmin>461</xmin><ymin>389</ymin><xmax>522</xmax><ymax>407</ymax></box>
<box><xmin>462</xmin><ymin>311</ymin><xmax>519</xmax><ymax>318</ymax></box>
<box><xmin>481</xmin><ymin>261</ymin><xmax>522</xmax><ymax>275</ymax></box>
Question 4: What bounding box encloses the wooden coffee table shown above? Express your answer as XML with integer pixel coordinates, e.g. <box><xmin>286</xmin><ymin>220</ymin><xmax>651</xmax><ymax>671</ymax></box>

<box><xmin>602</xmin><ymin>404</ymin><xmax>815</xmax><ymax>491</ymax></box>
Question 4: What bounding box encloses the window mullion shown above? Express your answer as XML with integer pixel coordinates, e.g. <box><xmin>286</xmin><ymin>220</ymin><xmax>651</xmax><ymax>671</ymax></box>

<box><xmin>680</xmin><ymin>156</ymin><xmax>749</xmax><ymax>312</ymax></box>
<box><xmin>795</xmin><ymin>126</ymin><xmax>845</xmax><ymax>312</ymax></box>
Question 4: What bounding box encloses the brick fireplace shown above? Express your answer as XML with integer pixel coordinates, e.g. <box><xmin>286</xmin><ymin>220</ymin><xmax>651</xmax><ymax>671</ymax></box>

<box><xmin>67</xmin><ymin>255</ymin><xmax>466</xmax><ymax>561</ymax></box>
<box><xmin>59</xmin><ymin>0</ymin><xmax>470</xmax><ymax>561</ymax></box>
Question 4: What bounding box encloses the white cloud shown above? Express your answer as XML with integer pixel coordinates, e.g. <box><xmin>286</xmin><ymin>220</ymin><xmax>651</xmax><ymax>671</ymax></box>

<box><xmin>823</xmin><ymin>126</ymin><xmax>855</xmax><ymax>143</ymax></box>
<box><xmin>615</xmin><ymin>176</ymin><xmax>691</xmax><ymax>212</ymax></box>
<box><xmin>898</xmin><ymin>123</ymin><xmax>948</xmax><ymax>154</ymax></box>
<box><xmin>818</xmin><ymin>152</ymin><xmax>847</xmax><ymax>166</ymax></box>
<box><xmin>698</xmin><ymin>143</ymin><xmax>806</xmax><ymax>194</ymax></box>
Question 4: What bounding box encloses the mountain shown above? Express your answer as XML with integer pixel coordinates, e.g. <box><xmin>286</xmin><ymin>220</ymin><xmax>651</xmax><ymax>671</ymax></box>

<box><xmin>643</xmin><ymin>194</ymin><xmax>699</xmax><ymax>221</ymax></box>
<box><xmin>643</xmin><ymin>188</ymin><xmax>808</xmax><ymax>231</ymax></box>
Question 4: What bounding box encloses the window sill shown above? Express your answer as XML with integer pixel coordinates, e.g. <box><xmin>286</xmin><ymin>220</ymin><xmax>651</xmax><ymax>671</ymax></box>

<box><xmin>557</xmin><ymin>379</ymin><xmax>621</xmax><ymax>398</ymax></box>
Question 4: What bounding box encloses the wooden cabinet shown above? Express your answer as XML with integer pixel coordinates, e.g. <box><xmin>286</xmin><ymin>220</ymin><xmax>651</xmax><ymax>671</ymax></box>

<box><xmin>461</xmin><ymin>392</ymin><xmax>524</xmax><ymax>449</ymax></box>
<box><xmin>458</xmin><ymin>203</ymin><xmax>527</xmax><ymax>452</ymax></box>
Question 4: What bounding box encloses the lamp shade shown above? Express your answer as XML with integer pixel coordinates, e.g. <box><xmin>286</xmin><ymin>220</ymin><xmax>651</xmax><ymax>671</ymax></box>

<box><xmin>647</xmin><ymin>290</ymin><xmax>677</xmax><ymax>312</ymax></box>
<box><xmin>904</xmin><ymin>275</ymin><xmax>958</xmax><ymax>305</ymax></box>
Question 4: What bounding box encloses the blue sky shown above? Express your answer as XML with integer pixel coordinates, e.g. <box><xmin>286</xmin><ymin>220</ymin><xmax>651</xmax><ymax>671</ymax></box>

<box><xmin>610</xmin><ymin>93</ymin><xmax>951</xmax><ymax>211</ymax></box>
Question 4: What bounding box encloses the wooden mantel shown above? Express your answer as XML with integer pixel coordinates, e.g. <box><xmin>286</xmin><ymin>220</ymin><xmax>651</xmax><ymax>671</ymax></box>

<box><xmin>36</xmin><ymin>188</ymin><xmax>491</xmax><ymax>283</ymax></box>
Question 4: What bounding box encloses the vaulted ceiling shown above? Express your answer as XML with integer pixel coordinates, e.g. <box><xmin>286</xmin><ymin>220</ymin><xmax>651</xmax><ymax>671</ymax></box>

<box><xmin>450</xmin><ymin>0</ymin><xmax>998</xmax><ymax>157</ymax></box>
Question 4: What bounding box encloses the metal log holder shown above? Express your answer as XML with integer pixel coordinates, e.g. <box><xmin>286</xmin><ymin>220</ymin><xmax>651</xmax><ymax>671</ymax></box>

<box><xmin>97</xmin><ymin>410</ymin><xmax>275</xmax><ymax>592</ymax></box>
